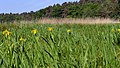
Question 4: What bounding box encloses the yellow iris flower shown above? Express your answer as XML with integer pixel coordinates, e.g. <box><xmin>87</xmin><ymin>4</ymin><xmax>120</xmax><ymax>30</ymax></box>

<box><xmin>118</xmin><ymin>29</ymin><xmax>120</xmax><ymax>33</ymax></box>
<box><xmin>67</xmin><ymin>29</ymin><xmax>71</xmax><ymax>33</ymax></box>
<box><xmin>31</xmin><ymin>29</ymin><xmax>38</xmax><ymax>35</ymax></box>
<box><xmin>48</xmin><ymin>27</ymin><xmax>53</xmax><ymax>31</ymax></box>
<box><xmin>19</xmin><ymin>36</ymin><xmax>26</xmax><ymax>41</ymax></box>
<box><xmin>2</xmin><ymin>29</ymin><xmax>12</xmax><ymax>37</ymax></box>
<box><xmin>111</xmin><ymin>28</ymin><xmax>115</xmax><ymax>32</ymax></box>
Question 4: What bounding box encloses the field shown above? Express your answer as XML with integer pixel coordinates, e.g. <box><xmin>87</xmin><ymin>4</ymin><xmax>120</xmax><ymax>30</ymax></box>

<box><xmin>0</xmin><ymin>22</ymin><xmax>120</xmax><ymax>68</ymax></box>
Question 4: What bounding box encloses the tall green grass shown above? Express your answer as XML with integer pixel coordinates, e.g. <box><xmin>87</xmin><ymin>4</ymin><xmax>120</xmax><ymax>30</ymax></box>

<box><xmin>0</xmin><ymin>23</ymin><xmax>120</xmax><ymax>68</ymax></box>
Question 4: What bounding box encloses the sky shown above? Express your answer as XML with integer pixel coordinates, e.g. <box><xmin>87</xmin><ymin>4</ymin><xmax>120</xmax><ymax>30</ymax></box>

<box><xmin>0</xmin><ymin>0</ymin><xmax>79</xmax><ymax>13</ymax></box>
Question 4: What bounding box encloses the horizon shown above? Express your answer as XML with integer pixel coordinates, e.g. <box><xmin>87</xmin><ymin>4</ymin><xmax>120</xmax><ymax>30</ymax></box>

<box><xmin>0</xmin><ymin>0</ymin><xmax>79</xmax><ymax>13</ymax></box>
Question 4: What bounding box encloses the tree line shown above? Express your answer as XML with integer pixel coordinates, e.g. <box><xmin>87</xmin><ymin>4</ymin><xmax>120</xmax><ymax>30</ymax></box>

<box><xmin>0</xmin><ymin>0</ymin><xmax>120</xmax><ymax>23</ymax></box>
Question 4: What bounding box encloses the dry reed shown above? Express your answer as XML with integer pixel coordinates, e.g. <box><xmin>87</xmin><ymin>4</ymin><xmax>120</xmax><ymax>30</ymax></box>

<box><xmin>37</xmin><ymin>18</ymin><xmax>120</xmax><ymax>24</ymax></box>
<box><xmin>13</xmin><ymin>18</ymin><xmax>120</xmax><ymax>24</ymax></box>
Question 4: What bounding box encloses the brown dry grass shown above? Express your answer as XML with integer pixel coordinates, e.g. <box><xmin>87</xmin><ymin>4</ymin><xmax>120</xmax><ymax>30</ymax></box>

<box><xmin>13</xmin><ymin>18</ymin><xmax>120</xmax><ymax>24</ymax></box>
<box><xmin>37</xmin><ymin>18</ymin><xmax>120</xmax><ymax>24</ymax></box>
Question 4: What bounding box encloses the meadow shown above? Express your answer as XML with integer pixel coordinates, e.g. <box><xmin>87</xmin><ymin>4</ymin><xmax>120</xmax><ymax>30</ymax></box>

<box><xmin>0</xmin><ymin>22</ymin><xmax>120</xmax><ymax>68</ymax></box>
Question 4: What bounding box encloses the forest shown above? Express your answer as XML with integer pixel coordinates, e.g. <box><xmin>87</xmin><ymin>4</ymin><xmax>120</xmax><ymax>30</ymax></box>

<box><xmin>0</xmin><ymin>0</ymin><xmax>120</xmax><ymax>22</ymax></box>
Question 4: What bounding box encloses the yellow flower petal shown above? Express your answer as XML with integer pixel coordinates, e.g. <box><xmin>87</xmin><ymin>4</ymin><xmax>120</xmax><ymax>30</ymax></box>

<box><xmin>31</xmin><ymin>29</ymin><xmax>38</xmax><ymax>35</ymax></box>
<box><xmin>2</xmin><ymin>29</ymin><xmax>12</xmax><ymax>37</ymax></box>
<box><xmin>67</xmin><ymin>29</ymin><xmax>71</xmax><ymax>33</ymax></box>
<box><xmin>19</xmin><ymin>36</ymin><xmax>26</xmax><ymax>41</ymax></box>
<box><xmin>118</xmin><ymin>29</ymin><xmax>120</xmax><ymax>33</ymax></box>
<box><xmin>111</xmin><ymin>28</ymin><xmax>115</xmax><ymax>32</ymax></box>
<box><xmin>48</xmin><ymin>27</ymin><xmax>53</xmax><ymax>31</ymax></box>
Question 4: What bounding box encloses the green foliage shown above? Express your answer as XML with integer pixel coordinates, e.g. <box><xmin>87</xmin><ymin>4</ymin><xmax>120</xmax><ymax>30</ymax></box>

<box><xmin>0</xmin><ymin>23</ymin><xmax>120</xmax><ymax>67</ymax></box>
<box><xmin>79</xmin><ymin>3</ymin><xmax>101</xmax><ymax>18</ymax></box>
